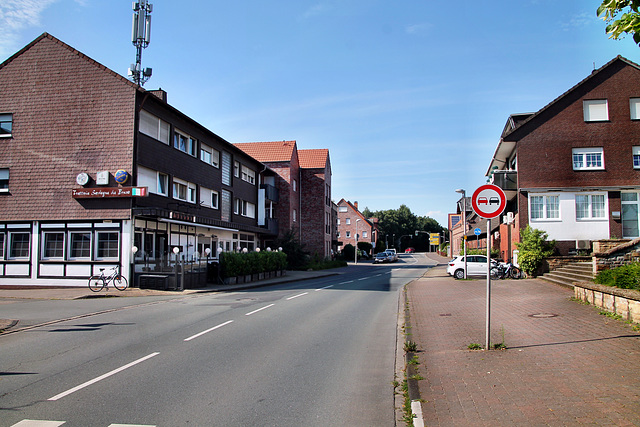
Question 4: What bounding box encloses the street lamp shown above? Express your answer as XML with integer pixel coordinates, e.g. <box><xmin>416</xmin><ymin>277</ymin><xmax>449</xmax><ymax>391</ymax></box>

<box><xmin>355</xmin><ymin>219</ymin><xmax>362</xmax><ymax>264</ymax></box>
<box><xmin>455</xmin><ymin>189</ymin><xmax>467</xmax><ymax>279</ymax></box>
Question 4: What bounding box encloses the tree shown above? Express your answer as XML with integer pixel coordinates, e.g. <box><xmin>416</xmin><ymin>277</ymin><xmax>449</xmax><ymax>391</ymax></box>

<box><xmin>597</xmin><ymin>0</ymin><xmax>640</xmax><ymax>45</ymax></box>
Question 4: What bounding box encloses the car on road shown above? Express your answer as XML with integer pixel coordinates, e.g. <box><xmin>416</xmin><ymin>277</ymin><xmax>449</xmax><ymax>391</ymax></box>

<box><xmin>447</xmin><ymin>255</ymin><xmax>494</xmax><ymax>279</ymax></box>
<box><xmin>404</xmin><ymin>247</ymin><xmax>415</xmax><ymax>253</ymax></box>
<box><xmin>373</xmin><ymin>252</ymin><xmax>390</xmax><ymax>263</ymax></box>
<box><xmin>384</xmin><ymin>249</ymin><xmax>398</xmax><ymax>262</ymax></box>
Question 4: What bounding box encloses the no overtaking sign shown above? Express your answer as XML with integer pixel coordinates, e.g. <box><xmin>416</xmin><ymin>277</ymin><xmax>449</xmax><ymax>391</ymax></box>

<box><xmin>471</xmin><ymin>184</ymin><xmax>506</xmax><ymax>219</ymax></box>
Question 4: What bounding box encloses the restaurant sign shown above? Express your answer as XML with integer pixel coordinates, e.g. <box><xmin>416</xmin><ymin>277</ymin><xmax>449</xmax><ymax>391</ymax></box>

<box><xmin>72</xmin><ymin>187</ymin><xmax>148</xmax><ymax>199</ymax></box>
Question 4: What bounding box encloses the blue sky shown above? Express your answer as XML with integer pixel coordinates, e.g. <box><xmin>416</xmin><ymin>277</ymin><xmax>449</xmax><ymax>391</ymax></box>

<box><xmin>1</xmin><ymin>0</ymin><xmax>639</xmax><ymax>227</ymax></box>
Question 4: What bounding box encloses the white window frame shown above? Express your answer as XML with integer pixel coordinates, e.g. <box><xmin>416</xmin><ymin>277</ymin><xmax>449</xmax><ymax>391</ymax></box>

<box><xmin>139</xmin><ymin>110</ymin><xmax>169</xmax><ymax>144</ymax></box>
<box><xmin>173</xmin><ymin>129</ymin><xmax>197</xmax><ymax>156</ymax></box>
<box><xmin>211</xmin><ymin>190</ymin><xmax>219</xmax><ymax>209</ymax></box>
<box><xmin>529</xmin><ymin>194</ymin><xmax>560</xmax><ymax>221</ymax></box>
<box><xmin>241</xmin><ymin>165</ymin><xmax>256</xmax><ymax>185</ymax></box>
<box><xmin>95</xmin><ymin>231</ymin><xmax>119</xmax><ymax>260</ymax></box>
<box><xmin>234</xmin><ymin>161</ymin><xmax>240</xmax><ymax>178</ymax></box>
<box><xmin>572</xmin><ymin>147</ymin><xmax>604</xmax><ymax>171</ymax></box>
<box><xmin>42</xmin><ymin>231</ymin><xmax>65</xmax><ymax>260</ymax></box>
<box><xmin>346</xmin><ymin>218</ymin><xmax>351</xmax><ymax>225</ymax></box>
<box><xmin>338</xmin><ymin>206</ymin><xmax>348</xmax><ymax>212</ymax></box>
<box><xmin>9</xmin><ymin>232</ymin><xmax>30</xmax><ymax>259</ymax></box>
<box><xmin>346</xmin><ymin>231</ymin><xmax>351</xmax><ymax>238</ymax></box>
<box><xmin>0</xmin><ymin>168</ymin><xmax>8</xmax><ymax>193</ymax></box>
<box><xmin>633</xmin><ymin>147</ymin><xmax>640</xmax><ymax>169</ymax></box>
<box><xmin>173</xmin><ymin>178</ymin><xmax>196</xmax><ymax>203</ymax></box>
<box><xmin>0</xmin><ymin>113</ymin><xmax>12</xmax><ymax>138</ymax></box>
<box><xmin>200</xmin><ymin>144</ymin><xmax>220</xmax><ymax>168</ymax></box>
<box><xmin>631</xmin><ymin>98</ymin><xmax>640</xmax><ymax>120</ymax></box>
<box><xmin>157</xmin><ymin>172</ymin><xmax>169</xmax><ymax>196</ymax></box>
<box><xmin>0</xmin><ymin>232</ymin><xmax>5</xmax><ymax>259</ymax></box>
<box><xmin>583</xmin><ymin>99</ymin><xmax>609</xmax><ymax>122</ymax></box>
<box><xmin>68</xmin><ymin>231</ymin><xmax>92</xmax><ymax>260</ymax></box>
<box><xmin>575</xmin><ymin>193</ymin><xmax>607</xmax><ymax>220</ymax></box>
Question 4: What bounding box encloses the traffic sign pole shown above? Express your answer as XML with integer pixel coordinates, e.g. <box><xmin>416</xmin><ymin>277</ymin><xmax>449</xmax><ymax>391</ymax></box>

<box><xmin>471</xmin><ymin>184</ymin><xmax>506</xmax><ymax>350</ymax></box>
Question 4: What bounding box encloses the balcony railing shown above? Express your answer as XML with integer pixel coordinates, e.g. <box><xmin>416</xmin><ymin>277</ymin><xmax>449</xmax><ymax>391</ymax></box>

<box><xmin>491</xmin><ymin>170</ymin><xmax>517</xmax><ymax>191</ymax></box>
<box><xmin>260</xmin><ymin>184</ymin><xmax>279</xmax><ymax>203</ymax></box>
<box><xmin>262</xmin><ymin>217</ymin><xmax>279</xmax><ymax>236</ymax></box>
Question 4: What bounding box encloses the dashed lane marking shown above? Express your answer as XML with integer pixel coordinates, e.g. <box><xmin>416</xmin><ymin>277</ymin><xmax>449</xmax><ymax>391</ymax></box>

<box><xmin>184</xmin><ymin>320</ymin><xmax>234</xmax><ymax>342</ymax></box>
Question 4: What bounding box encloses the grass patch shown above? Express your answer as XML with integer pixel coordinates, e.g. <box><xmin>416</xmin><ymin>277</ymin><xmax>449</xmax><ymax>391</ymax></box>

<box><xmin>467</xmin><ymin>343</ymin><xmax>482</xmax><ymax>350</ymax></box>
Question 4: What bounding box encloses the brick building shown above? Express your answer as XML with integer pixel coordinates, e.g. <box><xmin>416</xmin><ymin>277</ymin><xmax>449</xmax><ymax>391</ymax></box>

<box><xmin>336</xmin><ymin>199</ymin><xmax>376</xmax><ymax>254</ymax></box>
<box><xmin>0</xmin><ymin>33</ymin><xmax>276</xmax><ymax>286</ymax></box>
<box><xmin>486</xmin><ymin>55</ymin><xmax>640</xmax><ymax>257</ymax></box>
<box><xmin>234</xmin><ymin>142</ymin><xmax>334</xmax><ymax>258</ymax></box>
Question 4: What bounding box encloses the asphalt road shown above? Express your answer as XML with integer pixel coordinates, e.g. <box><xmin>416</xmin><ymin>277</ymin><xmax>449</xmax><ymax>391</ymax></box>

<box><xmin>0</xmin><ymin>254</ymin><xmax>433</xmax><ymax>426</ymax></box>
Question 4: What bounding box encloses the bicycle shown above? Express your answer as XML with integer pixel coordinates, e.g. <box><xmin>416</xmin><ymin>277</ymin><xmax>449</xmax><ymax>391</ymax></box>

<box><xmin>490</xmin><ymin>262</ymin><xmax>522</xmax><ymax>280</ymax></box>
<box><xmin>88</xmin><ymin>265</ymin><xmax>128</xmax><ymax>292</ymax></box>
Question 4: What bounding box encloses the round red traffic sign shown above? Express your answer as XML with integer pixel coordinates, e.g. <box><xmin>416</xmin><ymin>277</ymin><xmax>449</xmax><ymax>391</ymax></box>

<box><xmin>471</xmin><ymin>184</ymin><xmax>507</xmax><ymax>219</ymax></box>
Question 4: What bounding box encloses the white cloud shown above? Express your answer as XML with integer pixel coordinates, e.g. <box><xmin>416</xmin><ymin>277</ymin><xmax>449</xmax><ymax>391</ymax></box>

<box><xmin>0</xmin><ymin>0</ymin><xmax>59</xmax><ymax>57</ymax></box>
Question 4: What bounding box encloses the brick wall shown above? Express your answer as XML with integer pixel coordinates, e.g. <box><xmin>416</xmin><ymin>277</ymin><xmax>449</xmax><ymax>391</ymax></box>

<box><xmin>300</xmin><ymin>166</ymin><xmax>331</xmax><ymax>257</ymax></box>
<box><xmin>0</xmin><ymin>35</ymin><xmax>137</xmax><ymax>221</ymax></box>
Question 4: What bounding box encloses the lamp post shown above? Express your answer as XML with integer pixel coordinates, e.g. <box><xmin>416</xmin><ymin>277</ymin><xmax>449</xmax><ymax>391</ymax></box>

<box><xmin>455</xmin><ymin>189</ymin><xmax>467</xmax><ymax>279</ymax></box>
<box><xmin>355</xmin><ymin>219</ymin><xmax>362</xmax><ymax>264</ymax></box>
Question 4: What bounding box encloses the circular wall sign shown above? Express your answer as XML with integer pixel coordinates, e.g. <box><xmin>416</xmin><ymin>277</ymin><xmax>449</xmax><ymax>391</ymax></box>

<box><xmin>471</xmin><ymin>184</ymin><xmax>507</xmax><ymax>219</ymax></box>
<box><xmin>76</xmin><ymin>172</ymin><xmax>89</xmax><ymax>186</ymax></box>
<box><xmin>114</xmin><ymin>169</ymin><xmax>130</xmax><ymax>184</ymax></box>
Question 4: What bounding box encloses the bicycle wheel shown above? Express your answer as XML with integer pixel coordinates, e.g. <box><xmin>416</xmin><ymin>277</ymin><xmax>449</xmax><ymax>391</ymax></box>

<box><xmin>509</xmin><ymin>267</ymin><xmax>522</xmax><ymax>279</ymax></box>
<box><xmin>490</xmin><ymin>267</ymin><xmax>502</xmax><ymax>279</ymax></box>
<box><xmin>113</xmin><ymin>275</ymin><xmax>128</xmax><ymax>291</ymax></box>
<box><xmin>88</xmin><ymin>276</ymin><xmax>105</xmax><ymax>292</ymax></box>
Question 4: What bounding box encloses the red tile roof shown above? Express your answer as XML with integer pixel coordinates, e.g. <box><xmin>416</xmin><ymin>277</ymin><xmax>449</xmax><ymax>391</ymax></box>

<box><xmin>234</xmin><ymin>141</ymin><xmax>296</xmax><ymax>162</ymax></box>
<box><xmin>298</xmin><ymin>149</ymin><xmax>328</xmax><ymax>169</ymax></box>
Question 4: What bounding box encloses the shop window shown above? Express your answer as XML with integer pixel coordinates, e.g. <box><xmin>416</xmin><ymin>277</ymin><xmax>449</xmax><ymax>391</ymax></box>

<box><xmin>69</xmin><ymin>231</ymin><xmax>91</xmax><ymax>259</ymax></box>
<box><xmin>96</xmin><ymin>231</ymin><xmax>119</xmax><ymax>260</ymax></box>
<box><xmin>0</xmin><ymin>113</ymin><xmax>12</xmax><ymax>137</ymax></box>
<box><xmin>42</xmin><ymin>232</ymin><xmax>65</xmax><ymax>259</ymax></box>
<box><xmin>9</xmin><ymin>232</ymin><xmax>30</xmax><ymax>259</ymax></box>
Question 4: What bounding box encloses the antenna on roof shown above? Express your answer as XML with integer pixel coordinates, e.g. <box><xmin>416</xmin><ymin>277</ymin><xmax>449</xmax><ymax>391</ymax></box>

<box><xmin>128</xmin><ymin>1</ymin><xmax>153</xmax><ymax>86</ymax></box>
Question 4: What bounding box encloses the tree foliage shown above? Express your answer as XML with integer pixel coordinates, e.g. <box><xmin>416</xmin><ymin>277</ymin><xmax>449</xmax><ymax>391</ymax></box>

<box><xmin>363</xmin><ymin>204</ymin><xmax>446</xmax><ymax>252</ymax></box>
<box><xmin>598</xmin><ymin>0</ymin><xmax>640</xmax><ymax>45</ymax></box>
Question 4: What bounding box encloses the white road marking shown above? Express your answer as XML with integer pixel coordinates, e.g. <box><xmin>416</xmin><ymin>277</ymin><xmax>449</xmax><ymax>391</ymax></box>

<box><xmin>358</xmin><ymin>277</ymin><xmax>368</xmax><ymax>281</ymax></box>
<box><xmin>286</xmin><ymin>292</ymin><xmax>308</xmax><ymax>300</ymax></box>
<box><xmin>339</xmin><ymin>280</ymin><xmax>354</xmax><ymax>284</ymax></box>
<box><xmin>11</xmin><ymin>421</ymin><xmax>66</xmax><ymax>427</ymax></box>
<box><xmin>184</xmin><ymin>320</ymin><xmax>234</xmax><ymax>342</ymax></box>
<box><xmin>48</xmin><ymin>353</ymin><xmax>160</xmax><ymax>401</ymax></box>
<box><xmin>109</xmin><ymin>424</ymin><xmax>156</xmax><ymax>427</ymax></box>
<box><xmin>315</xmin><ymin>284</ymin><xmax>334</xmax><ymax>291</ymax></box>
<box><xmin>245</xmin><ymin>304</ymin><xmax>275</xmax><ymax>316</ymax></box>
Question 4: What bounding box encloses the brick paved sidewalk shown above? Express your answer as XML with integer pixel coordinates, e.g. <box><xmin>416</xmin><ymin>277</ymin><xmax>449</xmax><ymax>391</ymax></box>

<box><xmin>408</xmin><ymin>266</ymin><xmax>640</xmax><ymax>426</ymax></box>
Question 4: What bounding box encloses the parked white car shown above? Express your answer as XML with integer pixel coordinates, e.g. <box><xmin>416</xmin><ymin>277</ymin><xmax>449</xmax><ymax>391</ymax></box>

<box><xmin>447</xmin><ymin>255</ymin><xmax>493</xmax><ymax>279</ymax></box>
<box><xmin>384</xmin><ymin>249</ymin><xmax>398</xmax><ymax>262</ymax></box>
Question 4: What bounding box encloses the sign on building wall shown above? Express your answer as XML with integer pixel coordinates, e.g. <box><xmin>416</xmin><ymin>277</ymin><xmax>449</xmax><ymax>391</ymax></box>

<box><xmin>72</xmin><ymin>187</ymin><xmax>148</xmax><ymax>198</ymax></box>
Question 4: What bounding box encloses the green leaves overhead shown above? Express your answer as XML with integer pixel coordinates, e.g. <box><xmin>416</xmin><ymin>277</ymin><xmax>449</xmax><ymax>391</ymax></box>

<box><xmin>598</xmin><ymin>0</ymin><xmax>640</xmax><ymax>45</ymax></box>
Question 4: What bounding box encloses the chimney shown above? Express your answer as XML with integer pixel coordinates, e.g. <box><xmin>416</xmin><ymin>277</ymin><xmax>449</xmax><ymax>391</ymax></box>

<box><xmin>149</xmin><ymin>89</ymin><xmax>167</xmax><ymax>102</ymax></box>
<box><xmin>354</xmin><ymin>201</ymin><xmax>358</xmax><ymax>210</ymax></box>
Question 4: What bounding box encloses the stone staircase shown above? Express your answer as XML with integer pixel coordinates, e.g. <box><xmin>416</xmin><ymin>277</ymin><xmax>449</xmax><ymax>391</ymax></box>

<box><xmin>539</xmin><ymin>261</ymin><xmax>594</xmax><ymax>289</ymax></box>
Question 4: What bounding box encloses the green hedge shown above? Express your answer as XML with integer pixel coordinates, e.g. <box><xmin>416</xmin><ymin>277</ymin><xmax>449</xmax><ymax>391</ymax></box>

<box><xmin>595</xmin><ymin>263</ymin><xmax>640</xmax><ymax>291</ymax></box>
<box><xmin>219</xmin><ymin>251</ymin><xmax>287</xmax><ymax>278</ymax></box>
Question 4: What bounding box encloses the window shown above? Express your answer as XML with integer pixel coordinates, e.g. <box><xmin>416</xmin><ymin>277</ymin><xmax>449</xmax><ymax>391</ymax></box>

<box><xmin>362</xmin><ymin>231</ymin><xmax>368</xmax><ymax>238</ymax></box>
<box><xmin>622</xmin><ymin>192</ymin><xmax>639</xmax><ymax>238</ymax></box>
<box><xmin>631</xmin><ymin>98</ymin><xmax>640</xmax><ymax>120</ymax></box>
<box><xmin>339</xmin><ymin>206</ymin><xmax>348</xmax><ymax>212</ymax></box>
<box><xmin>572</xmin><ymin>147</ymin><xmax>604</xmax><ymax>170</ymax></box>
<box><xmin>233</xmin><ymin>198</ymin><xmax>255</xmax><ymax>217</ymax></box>
<box><xmin>576</xmin><ymin>194</ymin><xmax>606</xmax><ymax>220</ymax></box>
<box><xmin>42</xmin><ymin>232</ymin><xmax>64</xmax><ymax>259</ymax></box>
<box><xmin>139</xmin><ymin>110</ymin><xmax>169</xmax><ymax>144</ymax></box>
<box><xmin>69</xmin><ymin>232</ymin><xmax>91</xmax><ymax>259</ymax></box>
<box><xmin>0</xmin><ymin>113</ymin><xmax>12</xmax><ymax>137</ymax></box>
<box><xmin>211</xmin><ymin>190</ymin><xmax>219</xmax><ymax>209</ymax></box>
<box><xmin>221</xmin><ymin>152</ymin><xmax>232</xmax><ymax>186</ymax></box>
<box><xmin>174</xmin><ymin>130</ymin><xmax>197</xmax><ymax>156</ymax></box>
<box><xmin>234</xmin><ymin>161</ymin><xmax>240</xmax><ymax>177</ymax></box>
<box><xmin>346</xmin><ymin>218</ymin><xmax>351</xmax><ymax>225</ymax></box>
<box><xmin>346</xmin><ymin>231</ymin><xmax>351</xmax><ymax>238</ymax></box>
<box><xmin>0</xmin><ymin>233</ymin><xmax>4</xmax><ymax>259</ymax></box>
<box><xmin>583</xmin><ymin>99</ymin><xmax>608</xmax><ymax>122</ymax></box>
<box><xmin>530</xmin><ymin>195</ymin><xmax>560</xmax><ymax>220</ymax></box>
<box><xmin>0</xmin><ymin>168</ymin><xmax>8</xmax><ymax>192</ymax></box>
<box><xmin>157</xmin><ymin>173</ymin><xmax>168</xmax><ymax>196</ymax></box>
<box><xmin>293</xmin><ymin>209</ymin><xmax>297</xmax><ymax>222</ymax></box>
<box><xmin>293</xmin><ymin>179</ymin><xmax>297</xmax><ymax>192</ymax></box>
<box><xmin>200</xmin><ymin>144</ymin><xmax>220</xmax><ymax>168</ymax></box>
<box><xmin>9</xmin><ymin>232</ymin><xmax>30</xmax><ymax>259</ymax></box>
<box><xmin>96</xmin><ymin>231</ymin><xmax>119</xmax><ymax>259</ymax></box>
<box><xmin>173</xmin><ymin>178</ymin><xmax>196</xmax><ymax>203</ymax></box>
<box><xmin>221</xmin><ymin>189</ymin><xmax>231</xmax><ymax>222</ymax></box>
<box><xmin>633</xmin><ymin>147</ymin><xmax>640</xmax><ymax>169</ymax></box>
<box><xmin>241</xmin><ymin>165</ymin><xmax>256</xmax><ymax>184</ymax></box>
